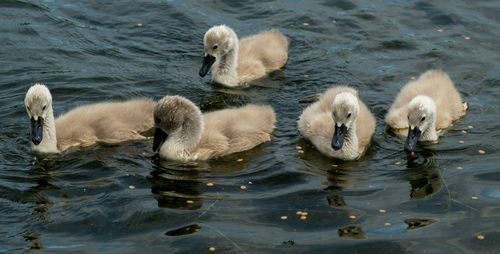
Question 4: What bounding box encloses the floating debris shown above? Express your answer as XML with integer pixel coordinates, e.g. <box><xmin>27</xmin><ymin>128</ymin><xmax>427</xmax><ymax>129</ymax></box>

<box><xmin>472</xmin><ymin>196</ymin><xmax>478</xmax><ymax>200</ymax></box>
<box><xmin>463</xmin><ymin>36</ymin><xmax>471</xmax><ymax>40</ymax></box>
<box><xmin>457</xmin><ymin>166</ymin><xmax>463</xmax><ymax>170</ymax></box>
<box><xmin>300</xmin><ymin>215</ymin><xmax>307</xmax><ymax>220</ymax></box>
<box><xmin>384</xmin><ymin>222</ymin><xmax>391</xmax><ymax>226</ymax></box>
<box><xmin>349</xmin><ymin>215</ymin><xmax>356</xmax><ymax>220</ymax></box>
<box><xmin>206</xmin><ymin>183</ymin><xmax>214</xmax><ymax>187</ymax></box>
<box><xmin>461</xmin><ymin>130</ymin><xmax>467</xmax><ymax>134</ymax></box>
<box><xmin>477</xmin><ymin>235</ymin><xmax>485</xmax><ymax>240</ymax></box>
<box><xmin>410</xmin><ymin>76</ymin><xmax>416</xmax><ymax>80</ymax></box>
<box><xmin>433</xmin><ymin>141</ymin><xmax>438</xmax><ymax>144</ymax></box>
<box><xmin>459</xmin><ymin>140</ymin><xmax>465</xmax><ymax>144</ymax></box>
<box><xmin>137</xmin><ymin>23</ymin><xmax>143</xmax><ymax>27</ymax></box>
<box><xmin>302</xmin><ymin>212</ymin><xmax>308</xmax><ymax>216</ymax></box>
<box><xmin>296</xmin><ymin>146</ymin><xmax>302</xmax><ymax>150</ymax></box>
<box><xmin>298</xmin><ymin>150</ymin><xmax>304</xmax><ymax>154</ymax></box>
<box><xmin>437</xmin><ymin>28</ymin><xmax>443</xmax><ymax>32</ymax></box>
<box><xmin>478</xmin><ymin>150</ymin><xmax>486</xmax><ymax>154</ymax></box>
<box><xmin>303</xmin><ymin>23</ymin><xmax>309</xmax><ymax>26</ymax></box>
<box><xmin>394</xmin><ymin>162</ymin><xmax>401</xmax><ymax>165</ymax></box>
<box><xmin>304</xmin><ymin>74</ymin><xmax>309</xmax><ymax>78</ymax></box>
<box><xmin>468</xmin><ymin>125</ymin><xmax>474</xmax><ymax>129</ymax></box>
<box><xmin>296</xmin><ymin>211</ymin><xmax>302</xmax><ymax>215</ymax></box>
<box><xmin>186</xmin><ymin>200</ymin><xmax>194</xmax><ymax>204</ymax></box>
<box><xmin>129</xmin><ymin>185</ymin><xmax>135</xmax><ymax>189</ymax></box>
<box><xmin>379</xmin><ymin>209</ymin><xmax>387</xmax><ymax>213</ymax></box>
<box><xmin>281</xmin><ymin>216</ymin><xmax>288</xmax><ymax>220</ymax></box>
<box><xmin>410</xmin><ymin>152</ymin><xmax>415</xmax><ymax>156</ymax></box>
<box><xmin>332</xmin><ymin>164</ymin><xmax>338</xmax><ymax>167</ymax></box>
<box><xmin>240</xmin><ymin>185</ymin><xmax>247</xmax><ymax>190</ymax></box>
<box><xmin>209</xmin><ymin>247</ymin><xmax>215</xmax><ymax>251</ymax></box>
<box><xmin>236</xmin><ymin>158</ymin><xmax>243</xmax><ymax>162</ymax></box>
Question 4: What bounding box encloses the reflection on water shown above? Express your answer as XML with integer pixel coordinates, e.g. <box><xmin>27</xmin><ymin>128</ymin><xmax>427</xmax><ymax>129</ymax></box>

<box><xmin>406</xmin><ymin>149</ymin><xmax>442</xmax><ymax>200</ymax></box>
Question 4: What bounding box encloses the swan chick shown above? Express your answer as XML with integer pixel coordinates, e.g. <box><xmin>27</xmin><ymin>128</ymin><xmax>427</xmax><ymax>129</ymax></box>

<box><xmin>298</xmin><ymin>86</ymin><xmax>376</xmax><ymax>160</ymax></box>
<box><xmin>24</xmin><ymin>84</ymin><xmax>155</xmax><ymax>154</ymax></box>
<box><xmin>153</xmin><ymin>95</ymin><xmax>276</xmax><ymax>161</ymax></box>
<box><xmin>385</xmin><ymin>70</ymin><xmax>467</xmax><ymax>153</ymax></box>
<box><xmin>199</xmin><ymin>25</ymin><xmax>289</xmax><ymax>87</ymax></box>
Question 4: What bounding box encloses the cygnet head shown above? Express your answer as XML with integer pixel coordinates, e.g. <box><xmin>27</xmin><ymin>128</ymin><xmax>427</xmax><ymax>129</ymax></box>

<box><xmin>199</xmin><ymin>25</ymin><xmax>238</xmax><ymax>77</ymax></box>
<box><xmin>331</xmin><ymin>92</ymin><xmax>360</xmax><ymax>150</ymax></box>
<box><xmin>404</xmin><ymin>95</ymin><xmax>436</xmax><ymax>153</ymax></box>
<box><xmin>152</xmin><ymin>96</ymin><xmax>202</xmax><ymax>153</ymax></box>
<box><xmin>24</xmin><ymin>84</ymin><xmax>53</xmax><ymax>145</ymax></box>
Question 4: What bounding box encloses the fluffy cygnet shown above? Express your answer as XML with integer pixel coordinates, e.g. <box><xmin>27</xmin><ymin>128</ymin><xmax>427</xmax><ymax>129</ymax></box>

<box><xmin>298</xmin><ymin>86</ymin><xmax>376</xmax><ymax>160</ymax></box>
<box><xmin>153</xmin><ymin>95</ymin><xmax>276</xmax><ymax>161</ymax></box>
<box><xmin>24</xmin><ymin>84</ymin><xmax>155</xmax><ymax>154</ymax></box>
<box><xmin>385</xmin><ymin>70</ymin><xmax>467</xmax><ymax>153</ymax></box>
<box><xmin>199</xmin><ymin>25</ymin><xmax>289</xmax><ymax>87</ymax></box>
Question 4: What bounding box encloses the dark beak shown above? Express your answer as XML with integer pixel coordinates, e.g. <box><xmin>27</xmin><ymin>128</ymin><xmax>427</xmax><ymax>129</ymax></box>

<box><xmin>30</xmin><ymin>117</ymin><xmax>44</xmax><ymax>145</ymax></box>
<box><xmin>199</xmin><ymin>54</ymin><xmax>216</xmax><ymax>77</ymax></box>
<box><xmin>331</xmin><ymin>123</ymin><xmax>347</xmax><ymax>150</ymax></box>
<box><xmin>152</xmin><ymin>128</ymin><xmax>168</xmax><ymax>152</ymax></box>
<box><xmin>404</xmin><ymin>126</ymin><xmax>422</xmax><ymax>153</ymax></box>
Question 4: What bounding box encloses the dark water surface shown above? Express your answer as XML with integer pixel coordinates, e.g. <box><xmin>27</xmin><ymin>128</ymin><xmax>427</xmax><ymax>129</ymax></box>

<box><xmin>1</xmin><ymin>0</ymin><xmax>499</xmax><ymax>253</ymax></box>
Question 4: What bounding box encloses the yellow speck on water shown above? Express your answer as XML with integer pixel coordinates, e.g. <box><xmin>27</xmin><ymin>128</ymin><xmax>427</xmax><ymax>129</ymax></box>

<box><xmin>433</xmin><ymin>141</ymin><xmax>439</xmax><ymax>144</ymax></box>
<box><xmin>304</xmin><ymin>74</ymin><xmax>309</xmax><ymax>78</ymax></box>
<box><xmin>468</xmin><ymin>125</ymin><xmax>474</xmax><ymax>129</ymax></box>
<box><xmin>478</xmin><ymin>150</ymin><xmax>486</xmax><ymax>154</ymax></box>
<box><xmin>206</xmin><ymin>183</ymin><xmax>214</xmax><ymax>187</ymax></box>
<box><xmin>137</xmin><ymin>23</ymin><xmax>143</xmax><ymax>27</ymax></box>
<box><xmin>462</xmin><ymin>130</ymin><xmax>467</xmax><ymax>134</ymax></box>
<box><xmin>410</xmin><ymin>152</ymin><xmax>415</xmax><ymax>156</ymax></box>
<box><xmin>300</xmin><ymin>215</ymin><xmax>307</xmax><ymax>220</ymax></box>
<box><xmin>384</xmin><ymin>222</ymin><xmax>391</xmax><ymax>226</ymax></box>
<box><xmin>296</xmin><ymin>146</ymin><xmax>302</xmax><ymax>150</ymax></box>
<box><xmin>394</xmin><ymin>162</ymin><xmax>401</xmax><ymax>165</ymax></box>
<box><xmin>129</xmin><ymin>185</ymin><xmax>135</xmax><ymax>189</ymax></box>
<box><xmin>281</xmin><ymin>216</ymin><xmax>288</xmax><ymax>220</ymax></box>
<box><xmin>240</xmin><ymin>185</ymin><xmax>247</xmax><ymax>190</ymax></box>
<box><xmin>303</xmin><ymin>23</ymin><xmax>309</xmax><ymax>26</ymax></box>
<box><xmin>472</xmin><ymin>196</ymin><xmax>478</xmax><ymax>200</ymax></box>
<box><xmin>332</xmin><ymin>164</ymin><xmax>338</xmax><ymax>167</ymax></box>
<box><xmin>410</xmin><ymin>76</ymin><xmax>416</xmax><ymax>80</ymax></box>
<box><xmin>349</xmin><ymin>215</ymin><xmax>356</xmax><ymax>220</ymax></box>
<box><xmin>437</xmin><ymin>28</ymin><xmax>443</xmax><ymax>32</ymax></box>
<box><xmin>464</xmin><ymin>36</ymin><xmax>471</xmax><ymax>40</ymax></box>
<box><xmin>477</xmin><ymin>235</ymin><xmax>485</xmax><ymax>240</ymax></box>
<box><xmin>209</xmin><ymin>247</ymin><xmax>215</xmax><ymax>251</ymax></box>
<box><xmin>236</xmin><ymin>158</ymin><xmax>243</xmax><ymax>162</ymax></box>
<box><xmin>298</xmin><ymin>150</ymin><xmax>304</xmax><ymax>154</ymax></box>
<box><xmin>457</xmin><ymin>166</ymin><xmax>463</xmax><ymax>170</ymax></box>
<box><xmin>459</xmin><ymin>140</ymin><xmax>465</xmax><ymax>144</ymax></box>
<box><xmin>186</xmin><ymin>200</ymin><xmax>194</xmax><ymax>204</ymax></box>
<box><xmin>302</xmin><ymin>212</ymin><xmax>308</xmax><ymax>216</ymax></box>
<box><xmin>379</xmin><ymin>209</ymin><xmax>387</xmax><ymax>213</ymax></box>
<box><xmin>296</xmin><ymin>211</ymin><xmax>302</xmax><ymax>215</ymax></box>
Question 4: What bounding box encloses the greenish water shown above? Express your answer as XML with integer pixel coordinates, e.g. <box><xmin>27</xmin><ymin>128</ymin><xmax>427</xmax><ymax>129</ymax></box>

<box><xmin>1</xmin><ymin>0</ymin><xmax>499</xmax><ymax>253</ymax></box>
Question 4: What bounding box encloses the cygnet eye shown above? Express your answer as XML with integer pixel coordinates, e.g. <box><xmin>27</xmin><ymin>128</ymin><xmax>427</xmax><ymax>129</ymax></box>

<box><xmin>155</xmin><ymin>118</ymin><xmax>161</xmax><ymax>124</ymax></box>
<box><xmin>421</xmin><ymin>116</ymin><xmax>426</xmax><ymax>122</ymax></box>
<box><xmin>42</xmin><ymin>105</ymin><xmax>46</xmax><ymax>111</ymax></box>
<box><xmin>212</xmin><ymin>45</ymin><xmax>218</xmax><ymax>50</ymax></box>
<box><xmin>347</xmin><ymin>113</ymin><xmax>351</xmax><ymax>118</ymax></box>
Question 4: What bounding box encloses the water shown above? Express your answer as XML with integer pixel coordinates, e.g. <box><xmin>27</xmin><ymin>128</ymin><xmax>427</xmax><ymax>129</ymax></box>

<box><xmin>1</xmin><ymin>0</ymin><xmax>499</xmax><ymax>253</ymax></box>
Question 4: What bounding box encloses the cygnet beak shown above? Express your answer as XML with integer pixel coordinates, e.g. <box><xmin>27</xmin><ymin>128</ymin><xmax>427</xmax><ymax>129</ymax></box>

<box><xmin>331</xmin><ymin>123</ymin><xmax>347</xmax><ymax>150</ymax></box>
<box><xmin>153</xmin><ymin>128</ymin><xmax>168</xmax><ymax>152</ymax></box>
<box><xmin>404</xmin><ymin>126</ymin><xmax>421</xmax><ymax>153</ymax></box>
<box><xmin>30</xmin><ymin>116</ymin><xmax>44</xmax><ymax>145</ymax></box>
<box><xmin>199</xmin><ymin>54</ymin><xmax>216</xmax><ymax>77</ymax></box>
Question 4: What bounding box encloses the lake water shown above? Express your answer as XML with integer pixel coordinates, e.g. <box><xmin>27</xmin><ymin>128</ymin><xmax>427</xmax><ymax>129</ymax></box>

<box><xmin>1</xmin><ymin>0</ymin><xmax>499</xmax><ymax>253</ymax></box>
